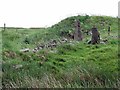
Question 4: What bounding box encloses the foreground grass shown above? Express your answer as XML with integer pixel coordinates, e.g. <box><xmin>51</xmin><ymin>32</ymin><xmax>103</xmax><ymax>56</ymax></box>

<box><xmin>2</xmin><ymin>40</ymin><xmax>119</xmax><ymax>88</ymax></box>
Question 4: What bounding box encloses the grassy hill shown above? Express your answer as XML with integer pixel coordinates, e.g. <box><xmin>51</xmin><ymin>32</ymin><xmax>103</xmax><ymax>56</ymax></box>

<box><xmin>1</xmin><ymin>15</ymin><xmax>119</xmax><ymax>88</ymax></box>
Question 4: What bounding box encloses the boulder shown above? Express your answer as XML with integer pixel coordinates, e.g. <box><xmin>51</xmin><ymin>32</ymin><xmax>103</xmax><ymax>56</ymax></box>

<box><xmin>20</xmin><ymin>48</ymin><xmax>30</xmax><ymax>52</ymax></box>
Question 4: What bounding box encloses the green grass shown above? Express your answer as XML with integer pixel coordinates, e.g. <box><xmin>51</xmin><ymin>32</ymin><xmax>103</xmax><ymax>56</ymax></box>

<box><xmin>1</xmin><ymin>15</ymin><xmax>119</xmax><ymax>88</ymax></box>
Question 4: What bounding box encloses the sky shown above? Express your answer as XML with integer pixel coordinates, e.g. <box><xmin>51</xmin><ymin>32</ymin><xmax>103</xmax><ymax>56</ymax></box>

<box><xmin>0</xmin><ymin>0</ymin><xmax>119</xmax><ymax>28</ymax></box>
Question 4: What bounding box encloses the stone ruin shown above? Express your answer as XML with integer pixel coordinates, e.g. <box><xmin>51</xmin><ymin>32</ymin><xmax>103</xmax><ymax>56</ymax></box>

<box><xmin>20</xmin><ymin>19</ymin><xmax>111</xmax><ymax>53</ymax></box>
<box><xmin>108</xmin><ymin>25</ymin><xmax>111</xmax><ymax>35</ymax></box>
<box><xmin>74</xmin><ymin>20</ymin><xmax>83</xmax><ymax>41</ymax></box>
<box><xmin>90</xmin><ymin>26</ymin><xmax>100</xmax><ymax>44</ymax></box>
<box><xmin>20</xmin><ymin>38</ymin><xmax>69</xmax><ymax>53</ymax></box>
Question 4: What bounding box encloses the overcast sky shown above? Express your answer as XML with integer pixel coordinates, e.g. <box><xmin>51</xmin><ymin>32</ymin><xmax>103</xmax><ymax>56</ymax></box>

<box><xmin>0</xmin><ymin>0</ymin><xmax>119</xmax><ymax>28</ymax></box>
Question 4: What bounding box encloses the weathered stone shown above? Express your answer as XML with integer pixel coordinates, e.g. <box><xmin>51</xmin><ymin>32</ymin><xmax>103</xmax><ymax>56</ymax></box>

<box><xmin>100</xmin><ymin>41</ymin><xmax>106</xmax><ymax>44</ymax></box>
<box><xmin>87</xmin><ymin>40</ymin><xmax>91</xmax><ymax>44</ymax></box>
<box><xmin>102</xmin><ymin>39</ymin><xmax>108</xmax><ymax>43</ymax></box>
<box><xmin>38</xmin><ymin>45</ymin><xmax>44</xmax><ymax>49</ymax></box>
<box><xmin>13</xmin><ymin>64</ymin><xmax>23</xmax><ymax>69</ymax></box>
<box><xmin>91</xmin><ymin>26</ymin><xmax>100</xmax><ymax>44</ymax></box>
<box><xmin>74</xmin><ymin>20</ymin><xmax>83</xmax><ymax>41</ymax></box>
<box><xmin>61</xmin><ymin>38</ymin><xmax>68</xmax><ymax>42</ymax></box>
<box><xmin>20</xmin><ymin>48</ymin><xmax>30</xmax><ymax>52</ymax></box>
<box><xmin>4</xmin><ymin>23</ymin><xmax>6</xmax><ymax>31</ymax></box>
<box><xmin>108</xmin><ymin>25</ymin><xmax>111</xmax><ymax>35</ymax></box>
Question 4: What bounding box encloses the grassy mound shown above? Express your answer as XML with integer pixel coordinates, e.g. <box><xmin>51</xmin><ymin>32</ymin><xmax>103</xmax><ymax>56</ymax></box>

<box><xmin>1</xmin><ymin>15</ymin><xmax>119</xmax><ymax>88</ymax></box>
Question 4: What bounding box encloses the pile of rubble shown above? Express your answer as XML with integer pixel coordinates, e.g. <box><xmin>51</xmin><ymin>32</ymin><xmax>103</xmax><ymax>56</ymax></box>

<box><xmin>20</xmin><ymin>37</ymin><xmax>69</xmax><ymax>53</ymax></box>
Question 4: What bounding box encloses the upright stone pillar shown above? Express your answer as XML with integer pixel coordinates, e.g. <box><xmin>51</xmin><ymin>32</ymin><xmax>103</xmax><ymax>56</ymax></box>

<box><xmin>4</xmin><ymin>23</ymin><xmax>6</xmax><ymax>31</ymax></box>
<box><xmin>108</xmin><ymin>25</ymin><xmax>111</xmax><ymax>35</ymax></box>
<box><xmin>91</xmin><ymin>26</ymin><xmax>100</xmax><ymax>44</ymax></box>
<box><xmin>74</xmin><ymin>20</ymin><xmax>82</xmax><ymax>41</ymax></box>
